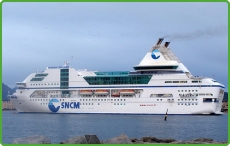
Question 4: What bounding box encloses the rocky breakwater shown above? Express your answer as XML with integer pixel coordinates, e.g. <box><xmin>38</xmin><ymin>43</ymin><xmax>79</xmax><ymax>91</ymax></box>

<box><xmin>12</xmin><ymin>134</ymin><xmax>227</xmax><ymax>144</ymax></box>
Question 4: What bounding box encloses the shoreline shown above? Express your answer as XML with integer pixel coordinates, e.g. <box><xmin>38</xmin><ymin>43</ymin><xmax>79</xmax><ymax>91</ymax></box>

<box><xmin>12</xmin><ymin>134</ymin><xmax>228</xmax><ymax>144</ymax></box>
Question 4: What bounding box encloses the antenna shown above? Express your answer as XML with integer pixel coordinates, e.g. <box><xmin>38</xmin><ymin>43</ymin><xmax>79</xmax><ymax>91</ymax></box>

<box><xmin>64</xmin><ymin>56</ymin><xmax>73</xmax><ymax>67</ymax></box>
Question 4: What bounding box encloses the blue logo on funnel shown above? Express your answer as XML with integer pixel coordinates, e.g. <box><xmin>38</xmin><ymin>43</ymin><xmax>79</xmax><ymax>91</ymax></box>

<box><xmin>151</xmin><ymin>50</ymin><xmax>160</xmax><ymax>59</ymax></box>
<box><xmin>48</xmin><ymin>98</ymin><xmax>60</xmax><ymax>112</ymax></box>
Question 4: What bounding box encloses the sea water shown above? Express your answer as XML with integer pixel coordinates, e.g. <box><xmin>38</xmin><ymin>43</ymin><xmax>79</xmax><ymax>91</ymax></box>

<box><xmin>2</xmin><ymin>111</ymin><xmax>228</xmax><ymax>144</ymax></box>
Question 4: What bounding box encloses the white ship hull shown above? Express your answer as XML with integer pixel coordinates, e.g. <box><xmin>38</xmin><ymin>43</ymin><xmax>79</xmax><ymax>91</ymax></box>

<box><xmin>9</xmin><ymin>85</ymin><xmax>224</xmax><ymax>114</ymax></box>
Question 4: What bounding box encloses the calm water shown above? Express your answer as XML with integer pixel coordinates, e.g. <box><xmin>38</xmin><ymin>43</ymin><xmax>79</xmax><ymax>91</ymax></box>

<box><xmin>2</xmin><ymin>111</ymin><xmax>228</xmax><ymax>144</ymax></box>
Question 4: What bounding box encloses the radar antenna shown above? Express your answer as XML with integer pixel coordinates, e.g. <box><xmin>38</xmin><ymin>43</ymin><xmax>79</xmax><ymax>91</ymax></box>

<box><xmin>64</xmin><ymin>56</ymin><xmax>73</xmax><ymax>67</ymax></box>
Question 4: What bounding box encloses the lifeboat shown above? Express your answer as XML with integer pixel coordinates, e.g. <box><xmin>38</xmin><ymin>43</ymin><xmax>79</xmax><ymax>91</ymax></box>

<box><xmin>94</xmin><ymin>90</ymin><xmax>109</xmax><ymax>95</ymax></box>
<box><xmin>112</xmin><ymin>94</ymin><xmax>120</xmax><ymax>97</ymax></box>
<box><xmin>79</xmin><ymin>90</ymin><xmax>93</xmax><ymax>95</ymax></box>
<box><xmin>119</xmin><ymin>89</ymin><xmax>135</xmax><ymax>95</ymax></box>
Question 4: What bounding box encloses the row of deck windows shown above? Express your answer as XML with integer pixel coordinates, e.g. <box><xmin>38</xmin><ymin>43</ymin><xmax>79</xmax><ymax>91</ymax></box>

<box><xmin>84</xmin><ymin>75</ymin><xmax>152</xmax><ymax>85</ymax></box>
<box><xmin>80</xmin><ymin>99</ymin><xmax>126</xmax><ymax>102</ymax></box>
<box><xmin>165</xmin><ymin>81</ymin><xmax>202</xmax><ymax>83</ymax></box>
<box><xmin>80</xmin><ymin>103</ymin><xmax>126</xmax><ymax>105</ymax></box>
<box><xmin>30</xmin><ymin>83</ymin><xmax>59</xmax><ymax>86</ymax></box>
<box><xmin>30</xmin><ymin>98</ymin><xmax>65</xmax><ymax>101</ymax></box>
<box><xmin>178</xmin><ymin>103</ymin><xmax>198</xmax><ymax>105</ymax></box>
<box><xmin>178</xmin><ymin>90</ymin><xmax>198</xmax><ymax>92</ymax></box>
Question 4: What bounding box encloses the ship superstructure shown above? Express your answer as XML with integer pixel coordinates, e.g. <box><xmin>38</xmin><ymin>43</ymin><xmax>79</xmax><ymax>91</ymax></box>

<box><xmin>8</xmin><ymin>38</ymin><xmax>225</xmax><ymax>114</ymax></box>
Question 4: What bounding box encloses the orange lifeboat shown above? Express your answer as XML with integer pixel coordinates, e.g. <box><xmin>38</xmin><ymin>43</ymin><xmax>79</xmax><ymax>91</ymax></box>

<box><xmin>120</xmin><ymin>89</ymin><xmax>135</xmax><ymax>95</ymax></box>
<box><xmin>94</xmin><ymin>90</ymin><xmax>109</xmax><ymax>95</ymax></box>
<box><xmin>112</xmin><ymin>93</ymin><xmax>120</xmax><ymax>97</ymax></box>
<box><xmin>79</xmin><ymin>90</ymin><xmax>93</xmax><ymax>95</ymax></box>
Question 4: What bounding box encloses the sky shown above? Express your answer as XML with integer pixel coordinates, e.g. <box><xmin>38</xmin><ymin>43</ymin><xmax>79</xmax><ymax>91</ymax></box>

<box><xmin>2</xmin><ymin>2</ymin><xmax>228</xmax><ymax>90</ymax></box>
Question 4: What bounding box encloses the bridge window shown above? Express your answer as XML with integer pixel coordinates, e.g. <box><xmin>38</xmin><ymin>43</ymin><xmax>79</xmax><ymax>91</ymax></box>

<box><xmin>203</xmin><ymin>98</ymin><xmax>212</xmax><ymax>102</ymax></box>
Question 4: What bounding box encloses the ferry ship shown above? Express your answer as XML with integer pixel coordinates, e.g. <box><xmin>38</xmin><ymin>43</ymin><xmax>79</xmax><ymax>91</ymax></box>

<box><xmin>8</xmin><ymin>38</ymin><xmax>225</xmax><ymax>114</ymax></box>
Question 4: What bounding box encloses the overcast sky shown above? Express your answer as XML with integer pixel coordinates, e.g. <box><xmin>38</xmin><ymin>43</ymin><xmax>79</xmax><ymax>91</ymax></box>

<box><xmin>3</xmin><ymin>2</ymin><xmax>228</xmax><ymax>90</ymax></box>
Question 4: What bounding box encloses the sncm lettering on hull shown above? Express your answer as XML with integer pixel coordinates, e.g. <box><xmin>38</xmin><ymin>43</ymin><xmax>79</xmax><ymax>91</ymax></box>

<box><xmin>48</xmin><ymin>98</ymin><xmax>80</xmax><ymax>112</ymax></box>
<box><xmin>61</xmin><ymin>102</ymin><xmax>80</xmax><ymax>109</ymax></box>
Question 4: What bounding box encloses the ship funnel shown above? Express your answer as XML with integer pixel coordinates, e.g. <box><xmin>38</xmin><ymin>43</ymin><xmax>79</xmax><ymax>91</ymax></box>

<box><xmin>164</xmin><ymin>42</ymin><xmax>170</xmax><ymax>48</ymax></box>
<box><xmin>156</xmin><ymin>38</ymin><xmax>164</xmax><ymax>45</ymax></box>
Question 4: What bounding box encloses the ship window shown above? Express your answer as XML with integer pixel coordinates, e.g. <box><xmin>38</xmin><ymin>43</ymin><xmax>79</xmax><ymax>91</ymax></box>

<box><xmin>98</xmin><ymin>103</ymin><xmax>100</xmax><ymax>105</ymax></box>
<box><xmin>165</xmin><ymin>81</ymin><xmax>172</xmax><ymax>83</ymax></box>
<box><xmin>92</xmin><ymin>103</ymin><xmax>93</xmax><ymax>105</ymax></box>
<box><xmin>173</xmin><ymin>81</ymin><xmax>179</xmax><ymax>83</ymax></box>
<box><xmin>157</xmin><ymin>99</ymin><xmax>159</xmax><ymax>101</ymax></box>
<box><xmin>124</xmin><ymin>99</ymin><xmax>126</xmax><ymax>101</ymax></box>
<box><xmin>178</xmin><ymin>99</ymin><xmax>180</xmax><ymax>101</ymax></box>
<box><xmin>114</xmin><ymin>99</ymin><xmax>116</xmax><ymax>101</ymax></box>
<box><xmin>31</xmin><ymin>78</ymin><xmax>44</xmax><ymax>81</ymax></box>
<box><xmin>180</xmin><ymin>81</ymin><xmax>187</xmax><ymax>83</ymax></box>
<box><xmin>114</xmin><ymin>103</ymin><xmax>116</xmax><ymax>105</ymax></box>
<box><xmin>117</xmin><ymin>99</ymin><xmax>119</xmax><ymax>101</ymax></box>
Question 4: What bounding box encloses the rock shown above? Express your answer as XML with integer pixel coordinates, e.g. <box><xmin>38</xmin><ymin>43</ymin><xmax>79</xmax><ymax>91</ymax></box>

<box><xmin>103</xmin><ymin>134</ymin><xmax>132</xmax><ymax>144</ymax></box>
<box><xmin>60</xmin><ymin>136</ymin><xmax>87</xmax><ymax>144</ymax></box>
<box><xmin>84</xmin><ymin>135</ymin><xmax>101</xmax><ymax>144</ymax></box>
<box><xmin>194</xmin><ymin>138</ymin><xmax>213</xmax><ymax>143</ymax></box>
<box><xmin>172</xmin><ymin>138</ymin><xmax>225</xmax><ymax>144</ymax></box>
<box><xmin>130</xmin><ymin>138</ymin><xmax>137</xmax><ymax>143</ymax></box>
<box><xmin>141</xmin><ymin>136</ymin><xmax>176</xmax><ymax>143</ymax></box>
<box><xmin>12</xmin><ymin>135</ymin><xmax>51</xmax><ymax>144</ymax></box>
